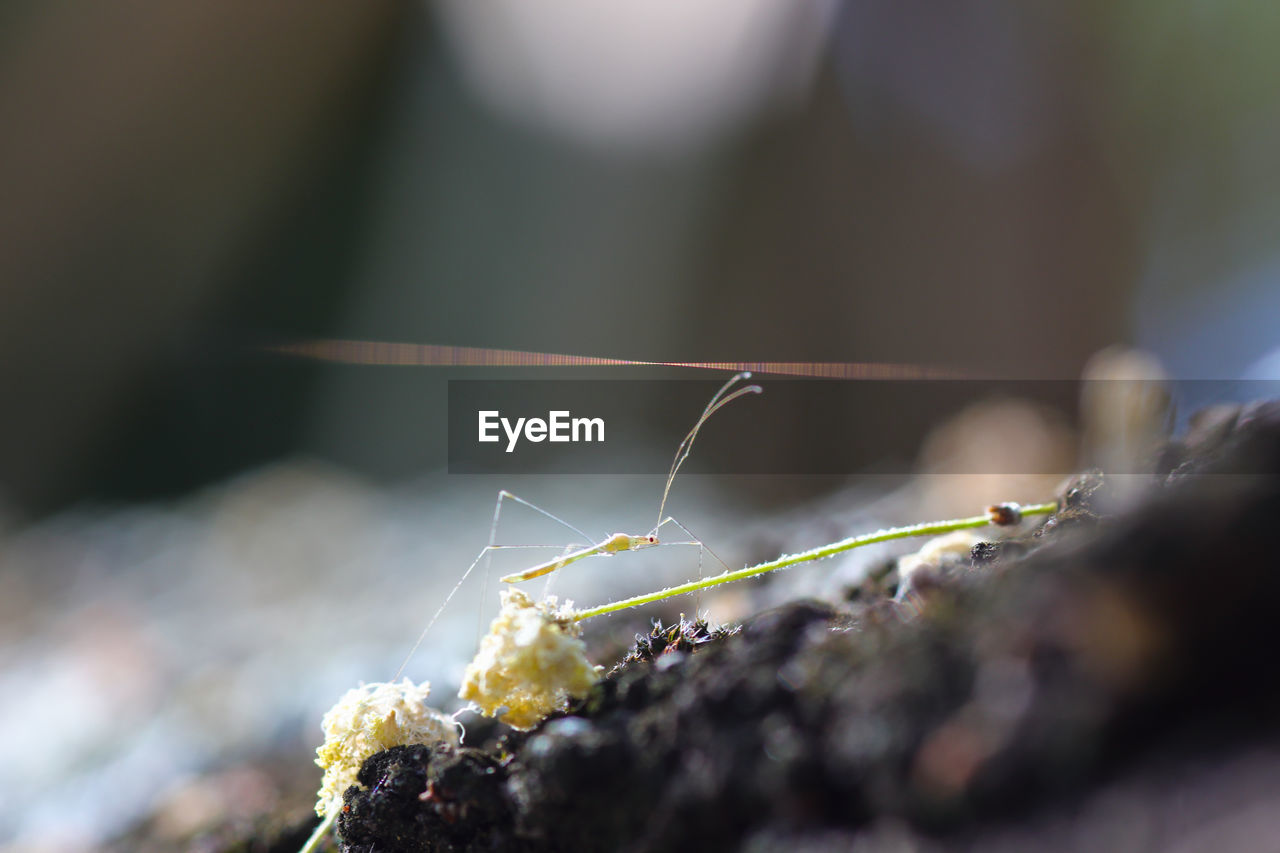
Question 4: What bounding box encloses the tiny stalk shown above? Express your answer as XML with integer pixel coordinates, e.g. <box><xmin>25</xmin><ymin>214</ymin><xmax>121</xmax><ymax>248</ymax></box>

<box><xmin>571</xmin><ymin>502</ymin><xmax>1057</xmax><ymax>622</ymax></box>
<box><xmin>299</xmin><ymin>811</ymin><xmax>336</xmax><ymax>853</ymax></box>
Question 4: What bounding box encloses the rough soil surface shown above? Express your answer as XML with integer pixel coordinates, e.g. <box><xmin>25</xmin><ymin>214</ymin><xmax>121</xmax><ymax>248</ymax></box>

<box><xmin>308</xmin><ymin>402</ymin><xmax>1280</xmax><ymax>852</ymax></box>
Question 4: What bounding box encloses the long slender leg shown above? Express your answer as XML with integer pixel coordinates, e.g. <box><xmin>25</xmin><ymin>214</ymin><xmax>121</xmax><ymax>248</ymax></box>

<box><xmin>652</xmin><ymin>515</ymin><xmax>733</xmax><ymax>617</ymax></box>
<box><xmin>653</xmin><ymin>515</ymin><xmax>732</xmax><ymax>572</ymax></box>
<box><xmin>394</xmin><ymin>541</ymin><xmax>499</xmax><ymax>680</ymax></box>
<box><xmin>395</xmin><ymin>490</ymin><xmax>595</xmax><ymax>680</ymax></box>
<box><xmin>495</xmin><ymin>490</ymin><xmax>597</xmax><ymax>544</ymax></box>
<box><xmin>477</xmin><ymin>490</ymin><xmax>598</xmax><ymax>642</ymax></box>
<box><xmin>392</xmin><ymin>540</ymin><xmax>597</xmax><ymax>680</ymax></box>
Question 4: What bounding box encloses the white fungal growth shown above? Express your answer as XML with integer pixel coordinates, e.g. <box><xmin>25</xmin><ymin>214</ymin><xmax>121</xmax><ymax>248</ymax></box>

<box><xmin>895</xmin><ymin>530</ymin><xmax>984</xmax><ymax>603</ymax></box>
<box><xmin>459</xmin><ymin>588</ymin><xmax>600</xmax><ymax>730</ymax></box>
<box><xmin>314</xmin><ymin>679</ymin><xmax>460</xmax><ymax>817</ymax></box>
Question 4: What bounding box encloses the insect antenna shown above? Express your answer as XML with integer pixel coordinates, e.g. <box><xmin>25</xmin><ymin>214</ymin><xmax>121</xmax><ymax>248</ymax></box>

<box><xmin>653</xmin><ymin>372</ymin><xmax>762</xmax><ymax>533</ymax></box>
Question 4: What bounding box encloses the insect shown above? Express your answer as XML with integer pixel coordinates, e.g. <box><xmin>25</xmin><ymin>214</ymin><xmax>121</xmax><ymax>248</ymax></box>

<box><xmin>497</xmin><ymin>372</ymin><xmax>761</xmax><ymax>584</ymax></box>
<box><xmin>393</xmin><ymin>372</ymin><xmax>761</xmax><ymax>679</ymax></box>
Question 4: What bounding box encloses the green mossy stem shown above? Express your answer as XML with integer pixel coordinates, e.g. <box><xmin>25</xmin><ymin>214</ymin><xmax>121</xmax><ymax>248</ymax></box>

<box><xmin>298</xmin><ymin>809</ymin><xmax>337</xmax><ymax>853</ymax></box>
<box><xmin>572</xmin><ymin>502</ymin><xmax>1057</xmax><ymax>622</ymax></box>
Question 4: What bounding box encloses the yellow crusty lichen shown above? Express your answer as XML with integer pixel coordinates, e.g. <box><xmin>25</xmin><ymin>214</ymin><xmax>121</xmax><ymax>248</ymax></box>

<box><xmin>314</xmin><ymin>679</ymin><xmax>460</xmax><ymax>817</ymax></box>
<box><xmin>459</xmin><ymin>588</ymin><xmax>600</xmax><ymax>730</ymax></box>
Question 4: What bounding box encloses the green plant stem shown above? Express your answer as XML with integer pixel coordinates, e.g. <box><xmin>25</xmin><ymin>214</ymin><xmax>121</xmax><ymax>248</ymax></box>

<box><xmin>572</xmin><ymin>501</ymin><xmax>1056</xmax><ymax>622</ymax></box>
<box><xmin>298</xmin><ymin>809</ymin><xmax>337</xmax><ymax>853</ymax></box>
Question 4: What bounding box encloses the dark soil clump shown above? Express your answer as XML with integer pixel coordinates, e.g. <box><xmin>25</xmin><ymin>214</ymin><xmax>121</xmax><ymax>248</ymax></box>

<box><xmin>335</xmin><ymin>402</ymin><xmax>1280</xmax><ymax>852</ymax></box>
<box><xmin>339</xmin><ymin>746</ymin><xmax>518</xmax><ymax>853</ymax></box>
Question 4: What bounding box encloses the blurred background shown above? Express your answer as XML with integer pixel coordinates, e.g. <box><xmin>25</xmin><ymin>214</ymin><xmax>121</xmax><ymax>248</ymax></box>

<box><xmin>1</xmin><ymin>1</ymin><xmax>1279</xmax><ymax>850</ymax></box>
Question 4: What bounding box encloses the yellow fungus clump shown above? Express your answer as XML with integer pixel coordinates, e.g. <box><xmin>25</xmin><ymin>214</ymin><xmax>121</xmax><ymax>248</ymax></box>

<box><xmin>459</xmin><ymin>588</ymin><xmax>599</xmax><ymax>730</ymax></box>
<box><xmin>314</xmin><ymin>679</ymin><xmax>460</xmax><ymax>817</ymax></box>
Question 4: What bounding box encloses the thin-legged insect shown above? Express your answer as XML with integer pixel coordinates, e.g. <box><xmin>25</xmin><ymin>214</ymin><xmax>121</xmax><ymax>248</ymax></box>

<box><xmin>499</xmin><ymin>372</ymin><xmax>759</xmax><ymax>584</ymax></box>
<box><xmin>393</xmin><ymin>372</ymin><xmax>759</xmax><ymax>680</ymax></box>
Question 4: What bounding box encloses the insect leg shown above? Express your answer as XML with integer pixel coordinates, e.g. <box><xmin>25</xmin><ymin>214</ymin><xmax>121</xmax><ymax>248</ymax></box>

<box><xmin>477</xmin><ymin>490</ymin><xmax>600</xmax><ymax>637</ymax></box>
<box><xmin>652</xmin><ymin>515</ymin><xmax>734</xmax><ymax>617</ymax></box>
<box><xmin>394</xmin><ymin>490</ymin><xmax>594</xmax><ymax>680</ymax></box>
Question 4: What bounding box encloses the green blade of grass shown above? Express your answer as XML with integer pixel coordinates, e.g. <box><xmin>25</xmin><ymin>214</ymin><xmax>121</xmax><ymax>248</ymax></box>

<box><xmin>572</xmin><ymin>502</ymin><xmax>1056</xmax><ymax>622</ymax></box>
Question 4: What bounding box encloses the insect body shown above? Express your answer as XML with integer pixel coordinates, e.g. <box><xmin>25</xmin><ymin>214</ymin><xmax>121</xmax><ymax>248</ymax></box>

<box><xmin>499</xmin><ymin>532</ymin><xmax>659</xmax><ymax>583</ymax></box>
